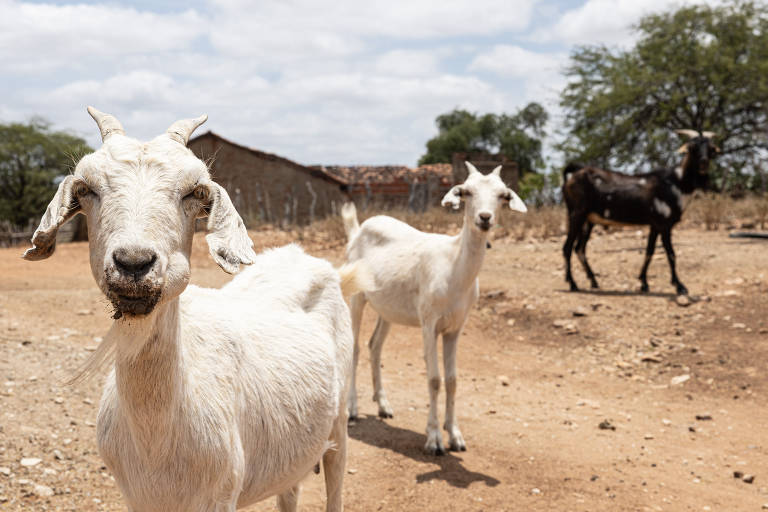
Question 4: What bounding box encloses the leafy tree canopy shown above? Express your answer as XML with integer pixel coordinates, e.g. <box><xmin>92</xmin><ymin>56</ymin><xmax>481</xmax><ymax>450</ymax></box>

<box><xmin>0</xmin><ymin>118</ymin><xmax>92</xmax><ymax>229</ymax></box>
<box><xmin>419</xmin><ymin>102</ymin><xmax>548</xmax><ymax>174</ymax></box>
<box><xmin>559</xmin><ymin>1</ymin><xmax>768</xmax><ymax>190</ymax></box>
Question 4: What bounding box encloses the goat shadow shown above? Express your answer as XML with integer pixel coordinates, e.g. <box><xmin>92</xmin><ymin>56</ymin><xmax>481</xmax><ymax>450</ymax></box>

<box><xmin>559</xmin><ymin>288</ymin><xmax>676</xmax><ymax>299</ymax></box>
<box><xmin>348</xmin><ymin>415</ymin><xmax>500</xmax><ymax>489</ymax></box>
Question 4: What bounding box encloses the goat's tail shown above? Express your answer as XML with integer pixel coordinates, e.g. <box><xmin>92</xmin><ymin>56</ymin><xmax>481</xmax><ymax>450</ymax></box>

<box><xmin>562</xmin><ymin>162</ymin><xmax>584</xmax><ymax>181</ymax></box>
<box><xmin>337</xmin><ymin>261</ymin><xmax>375</xmax><ymax>297</ymax></box>
<box><xmin>340</xmin><ymin>202</ymin><xmax>360</xmax><ymax>241</ymax></box>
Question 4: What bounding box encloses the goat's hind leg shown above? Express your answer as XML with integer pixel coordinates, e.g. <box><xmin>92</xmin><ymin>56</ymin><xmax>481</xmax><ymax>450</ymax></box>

<box><xmin>575</xmin><ymin>222</ymin><xmax>598</xmax><ymax>289</ymax></box>
<box><xmin>347</xmin><ymin>293</ymin><xmax>366</xmax><ymax>421</ymax></box>
<box><xmin>277</xmin><ymin>485</ymin><xmax>300</xmax><ymax>512</ymax></box>
<box><xmin>322</xmin><ymin>409</ymin><xmax>347</xmax><ymax>512</ymax></box>
<box><xmin>369</xmin><ymin>316</ymin><xmax>394</xmax><ymax>418</ymax></box>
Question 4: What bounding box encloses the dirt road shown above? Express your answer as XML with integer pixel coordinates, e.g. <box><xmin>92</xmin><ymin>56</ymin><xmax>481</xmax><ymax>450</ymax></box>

<box><xmin>1</xmin><ymin>227</ymin><xmax>766</xmax><ymax>511</ymax></box>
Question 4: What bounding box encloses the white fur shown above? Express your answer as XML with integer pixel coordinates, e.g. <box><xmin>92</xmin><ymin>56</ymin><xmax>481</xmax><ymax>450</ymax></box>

<box><xmin>654</xmin><ymin>198</ymin><xmax>672</xmax><ymax>218</ymax></box>
<box><xmin>24</xmin><ymin>109</ymin><xmax>353</xmax><ymax>512</ymax></box>
<box><xmin>341</xmin><ymin>162</ymin><xmax>525</xmax><ymax>455</ymax></box>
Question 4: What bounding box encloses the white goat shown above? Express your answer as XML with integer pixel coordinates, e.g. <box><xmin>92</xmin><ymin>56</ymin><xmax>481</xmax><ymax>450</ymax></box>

<box><xmin>23</xmin><ymin>107</ymin><xmax>356</xmax><ymax>512</ymax></box>
<box><xmin>341</xmin><ymin>162</ymin><xmax>526</xmax><ymax>455</ymax></box>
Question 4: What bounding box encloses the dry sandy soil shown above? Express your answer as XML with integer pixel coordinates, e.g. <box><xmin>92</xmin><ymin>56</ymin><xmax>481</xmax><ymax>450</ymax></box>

<box><xmin>1</xmin><ymin>225</ymin><xmax>767</xmax><ymax>511</ymax></box>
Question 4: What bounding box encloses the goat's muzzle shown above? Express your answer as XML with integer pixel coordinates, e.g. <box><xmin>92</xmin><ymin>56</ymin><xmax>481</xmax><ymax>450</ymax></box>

<box><xmin>476</xmin><ymin>212</ymin><xmax>492</xmax><ymax>231</ymax></box>
<box><xmin>105</xmin><ymin>246</ymin><xmax>163</xmax><ymax>318</ymax></box>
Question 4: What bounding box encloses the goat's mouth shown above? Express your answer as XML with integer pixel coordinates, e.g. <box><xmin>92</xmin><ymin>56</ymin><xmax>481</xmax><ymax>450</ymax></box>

<box><xmin>106</xmin><ymin>286</ymin><xmax>161</xmax><ymax>319</ymax></box>
<box><xmin>476</xmin><ymin>221</ymin><xmax>492</xmax><ymax>232</ymax></box>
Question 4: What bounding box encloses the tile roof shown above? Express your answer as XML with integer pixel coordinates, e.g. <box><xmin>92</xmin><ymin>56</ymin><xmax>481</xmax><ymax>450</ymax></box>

<box><xmin>311</xmin><ymin>163</ymin><xmax>453</xmax><ymax>186</ymax></box>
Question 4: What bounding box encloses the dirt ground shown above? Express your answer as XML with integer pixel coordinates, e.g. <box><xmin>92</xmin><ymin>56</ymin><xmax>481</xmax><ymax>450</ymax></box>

<box><xmin>1</xmin><ymin>225</ymin><xmax>767</xmax><ymax>511</ymax></box>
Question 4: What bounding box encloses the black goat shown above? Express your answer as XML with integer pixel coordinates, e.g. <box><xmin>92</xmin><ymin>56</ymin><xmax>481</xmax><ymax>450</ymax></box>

<box><xmin>562</xmin><ymin>130</ymin><xmax>719</xmax><ymax>296</ymax></box>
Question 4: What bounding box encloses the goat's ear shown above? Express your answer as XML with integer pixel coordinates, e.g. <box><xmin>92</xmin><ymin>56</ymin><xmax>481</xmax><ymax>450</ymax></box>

<box><xmin>441</xmin><ymin>185</ymin><xmax>463</xmax><ymax>210</ymax></box>
<box><xmin>202</xmin><ymin>182</ymin><xmax>256</xmax><ymax>274</ymax></box>
<box><xmin>22</xmin><ymin>175</ymin><xmax>81</xmax><ymax>261</ymax></box>
<box><xmin>677</xmin><ymin>143</ymin><xmax>689</xmax><ymax>154</ymax></box>
<box><xmin>506</xmin><ymin>188</ymin><xmax>527</xmax><ymax>213</ymax></box>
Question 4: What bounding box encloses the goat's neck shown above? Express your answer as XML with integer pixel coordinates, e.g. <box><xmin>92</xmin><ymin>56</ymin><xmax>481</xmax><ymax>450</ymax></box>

<box><xmin>677</xmin><ymin>151</ymin><xmax>699</xmax><ymax>193</ymax></box>
<box><xmin>110</xmin><ymin>299</ymin><xmax>182</xmax><ymax>460</ymax></box>
<box><xmin>450</xmin><ymin>213</ymin><xmax>488</xmax><ymax>290</ymax></box>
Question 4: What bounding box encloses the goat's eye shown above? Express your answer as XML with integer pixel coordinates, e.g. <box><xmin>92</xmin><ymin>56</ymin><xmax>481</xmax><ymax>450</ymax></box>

<box><xmin>72</xmin><ymin>180</ymin><xmax>93</xmax><ymax>198</ymax></box>
<box><xmin>499</xmin><ymin>192</ymin><xmax>511</xmax><ymax>201</ymax></box>
<box><xmin>459</xmin><ymin>189</ymin><xmax>471</xmax><ymax>197</ymax></box>
<box><xmin>184</xmin><ymin>184</ymin><xmax>209</xmax><ymax>202</ymax></box>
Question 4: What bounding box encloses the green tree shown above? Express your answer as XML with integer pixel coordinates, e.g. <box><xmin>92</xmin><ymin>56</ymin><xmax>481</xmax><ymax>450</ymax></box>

<box><xmin>559</xmin><ymin>1</ymin><xmax>768</xmax><ymax>190</ymax></box>
<box><xmin>0</xmin><ymin>118</ymin><xmax>92</xmax><ymax>229</ymax></box>
<box><xmin>419</xmin><ymin>102</ymin><xmax>548</xmax><ymax>174</ymax></box>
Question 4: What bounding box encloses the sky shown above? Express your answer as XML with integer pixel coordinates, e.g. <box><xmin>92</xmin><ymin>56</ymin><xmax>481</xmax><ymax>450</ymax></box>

<box><xmin>0</xmin><ymin>0</ymin><xmax>720</xmax><ymax>167</ymax></box>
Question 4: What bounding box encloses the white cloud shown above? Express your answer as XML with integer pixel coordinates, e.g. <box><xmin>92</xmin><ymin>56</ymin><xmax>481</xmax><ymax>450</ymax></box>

<box><xmin>533</xmin><ymin>0</ymin><xmax>719</xmax><ymax>47</ymax></box>
<box><xmin>469</xmin><ymin>45</ymin><xmax>566</xmax><ymax>78</ymax></box>
<box><xmin>0</xmin><ymin>0</ymin><xmax>205</xmax><ymax>74</ymax></box>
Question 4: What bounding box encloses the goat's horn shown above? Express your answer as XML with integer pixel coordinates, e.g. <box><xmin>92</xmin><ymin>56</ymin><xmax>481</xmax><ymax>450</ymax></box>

<box><xmin>491</xmin><ymin>165</ymin><xmax>502</xmax><ymax>177</ymax></box>
<box><xmin>465</xmin><ymin>161</ymin><xmax>480</xmax><ymax>175</ymax></box>
<box><xmin>701</xmin><ymin>131</ymin><xmax>717</xmax><ymax>139</ymax></box>
<box><xmin>87</xmin><ymin>106</ymin><xmax>125</xmax><ymax>142</ymax></box>
<box><xmin>166</xmin><ymin>114</ymin><xmax>208</xmax><ymax>146</ymax></box>
<box><xmin>675</xmin><ymin>129</ymin><xmax>699</xmax><ymax>139</ymax></box>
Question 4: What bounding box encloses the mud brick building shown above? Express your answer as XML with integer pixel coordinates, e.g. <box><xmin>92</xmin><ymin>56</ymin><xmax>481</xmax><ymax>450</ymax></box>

<box><xmin>311</xmin><ymin>163</ymin><xmax>453</xmax><ymax>212</ymax></box>
<box><xmin>189</xmin><ymin>132</ymin><xmax>349</xmax><ymax>227</ymax></box>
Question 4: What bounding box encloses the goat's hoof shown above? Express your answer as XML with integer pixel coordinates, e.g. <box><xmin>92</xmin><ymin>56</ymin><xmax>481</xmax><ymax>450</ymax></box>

<box><xmin>590</xmin><ymin>282</ymin><xmax>599</xmax><ymax>289</ymax></box>
<box><xmin>347</xmin><ymin>414</ymin><xmax>358</xmax><ymax>424</ymax></box>
<box><xmin>449</xmin><ymin>440</ymin><xmax>467</xmax><ymax>452</ymax></box>
<box><xmin>425</xmin><ymin>445</ymin><xmax>446</xmax><ymax>456</ymax></box>
<box><xmin>675</xmin><ymin>284</ymin><xmax>688</xmax><ymax>296</ymax></box>
<box><xmin>640</xmin><ymin>283</ymin><xmax>649</xmax><ymax>293</ymax></box>
<box><xmin>378</xmin><ymin>409</ymin><xmax>393</xmax><ymax>419</ymax></box>
<box><xmin>569</xmin><ymin>283</ymin><xmax>579</xmax><ymax>292</ymax></box>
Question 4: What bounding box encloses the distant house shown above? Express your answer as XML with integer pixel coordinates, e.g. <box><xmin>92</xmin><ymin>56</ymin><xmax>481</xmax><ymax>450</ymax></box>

<box><xmin>188</xmin><ymin>132</ymin><xmax>348</xmax><ymax>226</ymax></box>
<box><xmin>310</xmin><ymin>163</ymin><xmax>453</xmax><ymax>211</ymax></box>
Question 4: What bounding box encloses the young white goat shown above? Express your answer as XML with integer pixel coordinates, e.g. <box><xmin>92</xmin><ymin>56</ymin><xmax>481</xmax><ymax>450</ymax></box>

<box><xmin>23</xmin><ymin>108</ymin><xmax>356</xmax><ymax>512</ymax></box>
<box><xmin>342</xmin><ymin>162</ymin><xmax>526</xmax><ymax>455</ymax></box>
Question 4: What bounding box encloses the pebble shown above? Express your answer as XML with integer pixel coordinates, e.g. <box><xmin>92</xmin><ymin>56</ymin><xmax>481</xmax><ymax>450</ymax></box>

<box><xmin>670</xmin><ymin>374</ymin><xmax>690</xmax><ymax>386</ymax></box>
<box><xmin>53</xmin><ymin>397</ymin><xmax>64</xmax><ymax>404</ymax></box>
<box><xmin>531</xmin><ymin>488</ymin><xmax>541</xmax><ymax>495</ymax></box>
<box><xmin>644</xmin><ymin>433</ymin><xmax>655</xmax><ymax>440</ymax></box>
<box><xmin>33</xmin><ymin>484</ymin><xmax>54</xmax><ymax>497</ymax></box>
<box><xmin>20</xmin><ymin>457</ymin><xmax>42</xmax><ymax>467</ymax></box>
<box><xmin>675</xmin><ymin>295</ymin><xmax>691</xmax><ymax>307</ymax></box>
<box><xmin>743</xmin><ymin>474</ymin><xmax>755</xmax><ymax>484</ymax></box>
<box><xmin>598</xmin><ymin>420</ymin><xmax>616</xmax><ymax>431</ymax></box>
<box><xmin>77</xmin><ymin>309</ymin><xmax>93</xmax><ymax>316</ymax></box>
<box><xmin>695</xmin><ymin>414</ymin><xmax>713</xmax><ymax>421</ymax></box>
<box><xmin>572</xmin><ymin>306</ymin><xmax>588</xmax><ymax>317</ymax></box>
<box><xmin>0</xmin><ymin>467</ymin><xmax>10</xmax><ymax>476</ymax></box>
<box><xmin>347</xmin><ymin>468</ymin><xmax>358</xmax><ymax>475</ymax></box>
<box><xmin>497</xmin><ymin>375</ymin><xmax>510</xmax><ymax>387</ymax></box>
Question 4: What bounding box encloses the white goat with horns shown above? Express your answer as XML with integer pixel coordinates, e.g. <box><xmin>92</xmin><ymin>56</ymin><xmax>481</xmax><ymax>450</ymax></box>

<box><xmin>341</xmin><ymin>162</ymin><xmax>526</xmax><ymax>455</ymax></box>
<box><xmin>23</xmin><ymin>107</ymin><xmax>358</xmax><ymax>512</ymax></box>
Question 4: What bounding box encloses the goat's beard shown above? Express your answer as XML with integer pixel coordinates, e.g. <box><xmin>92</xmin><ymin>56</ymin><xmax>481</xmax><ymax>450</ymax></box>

<box><xmin>105</xmin><ymin>283</ymin><xmax>162</xmax><ymax>319</ymax></box>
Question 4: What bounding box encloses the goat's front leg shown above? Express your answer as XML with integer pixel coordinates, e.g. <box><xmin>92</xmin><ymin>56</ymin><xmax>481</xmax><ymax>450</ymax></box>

<box><xmin>276</xmin><ymin>485</ymin><xmax>300</xmax><ymax>512</ymax></box>
<box><xmin>660</xmin><ymin>229</ymin><xmax>687</xmax><ymax>295</ymax></box>
<box><xmin>442</xmin><ymin>330</ymin><xmax>466</xmax><ymax>452</ymax></box>
<box><xmin>347</xmin><ymin>293</ymin><xmax>366</xmax><ymax>421</ymax></box>
<box><xmin>422</xmin><ymin>323</ymin><xmax>444</xmax><ymax>455</ymax></box>
<box><xmin>638</xmin><ymin>228</ymin><xmax>659</xmax><ymax>292</ymax></box>
<box><xmin>369</xmin><ymin>316</ymin><xmax>393</xmax><ymax>418</ymax></box>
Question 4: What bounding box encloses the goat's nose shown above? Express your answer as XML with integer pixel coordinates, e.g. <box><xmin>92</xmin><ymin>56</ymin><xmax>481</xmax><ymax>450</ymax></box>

<box><xmin>478</xmin><ymin>212</ymin><xmax>492</xmax><ymax>222</ymax></box>
<box><xmin>113</xmin><ymin>247</ymin><xmax>157</xmax><ymax>280</ymax></box>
